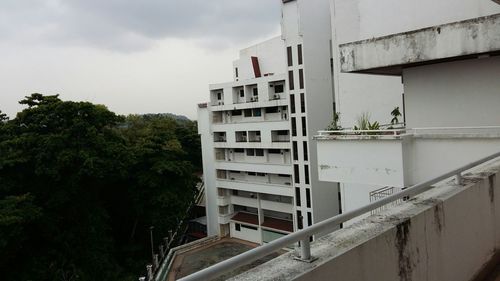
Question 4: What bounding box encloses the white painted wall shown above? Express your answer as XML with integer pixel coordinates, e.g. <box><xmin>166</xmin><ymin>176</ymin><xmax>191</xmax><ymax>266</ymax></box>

<box><xmin>404</xmin><ymin>56</ymin><xmax>500</xmax><ymax>128</ymax></box>
<box><xmin>317</xmin><ymin>138</ymin><xmax>406</xmax><ymax>187</ymax></box>
<box><xmin>234</xmin><ymin>37</ymin><xmax>286</xmax><ymax>81</ymax></box>
<box><xmin>281</xmin><ymin>0</ymin><xmax>342</xmax><ymax>227</ymax></box>
<box><xmin>340</xmin><ymin>182</ymin><xmax>385</xmax><ymax>225</ymax></box>
<box><xmin>197</xmin><ymin>106</ymin><xmax>219</xmax><ymax>236</ymax></box>
<box><xmin>331</xmin><ymin>0</ymin><xmax>500</xmax><ymax>44</ymax></box>
<box><xmin>329</xmin><ymin>0</ymin><xmax>404</xmax><ymax>129</ymax></box>
<box><xmin>230</xmin><ymin>222</ymin><xmax>261</xmax><ymax>244</ymax></box>
<box><xmin>335</xmin><ymin>74</ymin><xmax>403</xmax><ymax>128</ymax></box>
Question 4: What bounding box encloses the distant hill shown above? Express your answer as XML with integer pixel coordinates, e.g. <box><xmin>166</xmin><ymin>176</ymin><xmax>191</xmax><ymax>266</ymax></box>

<box><xmin>142</xmin><ymin>113</ymin><xmax>192</xmax><ymax>122</ymax></box>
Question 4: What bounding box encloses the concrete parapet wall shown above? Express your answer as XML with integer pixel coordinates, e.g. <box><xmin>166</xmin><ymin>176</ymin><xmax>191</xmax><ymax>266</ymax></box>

<box><xmin>230</xmin><ymin>159</ymin><xmax>500</xmax><ymax>281</ymax></box>
<box><xmin>339</xmin><ymin>13</ymin><xmax>500</xmax><ymax>75</ymax></box>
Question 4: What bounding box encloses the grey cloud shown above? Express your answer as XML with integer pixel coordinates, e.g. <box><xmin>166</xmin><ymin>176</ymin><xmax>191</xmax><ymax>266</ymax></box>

<box><xmin>0</xmin><ymin>0</ymin><xmax>281</xmax><ymax>51</ymax></box>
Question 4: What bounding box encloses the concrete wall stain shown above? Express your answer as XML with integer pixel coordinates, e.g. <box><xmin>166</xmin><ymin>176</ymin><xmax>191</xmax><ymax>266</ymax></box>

<box><xmin>433</xmin><ymin>202</ymin><xmax>445</xmax><ymax>234</ymax></box>
<box><xmin>396</xmin><ymin>219</ymin><xmax>413</xmax><ymax>281</ymax></box>
<box><xmin>488</xmin><ymin>174</ymin><xmax>495</xmax><ymax>204</ymax></box>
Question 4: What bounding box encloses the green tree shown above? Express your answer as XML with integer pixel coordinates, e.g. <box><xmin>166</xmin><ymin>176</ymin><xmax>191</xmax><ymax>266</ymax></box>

<box><xmin>0</xmin><ymin>94</ymin><xmax>201</xmax><ymax>280</ymax></box>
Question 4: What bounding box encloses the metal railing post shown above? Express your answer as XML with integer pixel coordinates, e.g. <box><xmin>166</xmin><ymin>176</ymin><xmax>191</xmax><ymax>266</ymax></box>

<box><xmin>456</xmin><ymin>173</ymin><xmax>462</xmax><ymax>185</ymax></box>
<box><xmin>300</xmin><ymin>238</ymin><xmax>311</xmax><ymax>261</ymax></box>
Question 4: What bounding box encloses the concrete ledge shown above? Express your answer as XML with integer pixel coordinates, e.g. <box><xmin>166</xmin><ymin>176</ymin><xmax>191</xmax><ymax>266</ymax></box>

<box><xmin>230</xmin><ymin>159</ymin><xmax>500</xmax><ymax>281</ymax></box>
<box><xmin>339</xmin><ymin>13</ymin><xmax>500</xmax><ymax>75</ymax></box>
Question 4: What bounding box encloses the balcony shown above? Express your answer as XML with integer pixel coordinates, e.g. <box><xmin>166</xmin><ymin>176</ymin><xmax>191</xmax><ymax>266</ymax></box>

<box><xmin>235</xmin><ymin>131</ymin><xmax>248</xmax><ymax>143</ymax></box>
<box><xmin>271</xmin><ymin>130</ymin><xmax>290</xmax><ymax>143</ymax></box>
<box><xmin>261</xmin><ymin>216</ymin><xmax>293</xmax><ymax>233</ymax></box>
<box><xmin>214</xmin><ymin>132</ymin><xmax>227</xmax><ymax>143</ymax></box>
<box><xmin>315</xmin><ymin>126</ymin><xmax>500</xmax><ymax>187</ymax></box>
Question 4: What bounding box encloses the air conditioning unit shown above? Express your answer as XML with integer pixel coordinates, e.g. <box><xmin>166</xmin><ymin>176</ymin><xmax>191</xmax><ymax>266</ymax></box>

<box><xmin>274</xmin><ymin>94</ymin><xmax>280</xmax><ymax>99</ymax></box>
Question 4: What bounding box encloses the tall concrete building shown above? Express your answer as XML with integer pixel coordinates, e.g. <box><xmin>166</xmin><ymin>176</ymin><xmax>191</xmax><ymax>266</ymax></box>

<box><xmin>198</xmin><ymin>0</ymin><xmax>339</xmax><ymax>244</ymax></box>
<box><xmin>197</xmin><ymin>0</ymin><xmax>403</xmax><ymax>244</ymax></box>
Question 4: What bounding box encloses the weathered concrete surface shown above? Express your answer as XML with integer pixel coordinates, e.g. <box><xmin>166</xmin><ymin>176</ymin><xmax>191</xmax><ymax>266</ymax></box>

<box><xmin>339</xmin><ymin>13</ymin><xmax>500</xmax><ymax>74</ymax></box>
<box><xmin>229</xmin><ymin>159</ymin><xmax>500</xmax><ymax>281</ymax></box>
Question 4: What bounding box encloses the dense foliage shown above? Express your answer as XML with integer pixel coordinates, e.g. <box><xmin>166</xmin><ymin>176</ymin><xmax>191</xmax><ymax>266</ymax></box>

<box><xmin>0</xmin><ymin>94</ymin><xmax>201</xmax><ymax>280</ymax></box>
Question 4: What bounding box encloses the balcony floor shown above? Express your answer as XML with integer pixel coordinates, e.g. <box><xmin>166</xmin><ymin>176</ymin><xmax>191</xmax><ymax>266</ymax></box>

<box><xmin>231</xmin><ymin>212</ymin><xmax>259</xmax><ymax>225</ymax></box>
<box><xmin>261</xmin><ymin>217</ymin><xmax>293</xmax><ymax>233</ymax></box>
<box><xmin>166</xmin><ymin>238</ymin><xmax>284</xmax><ymax>281</ymax></box>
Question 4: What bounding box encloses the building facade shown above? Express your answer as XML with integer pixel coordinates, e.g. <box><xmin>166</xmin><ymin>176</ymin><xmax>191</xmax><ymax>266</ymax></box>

<box><xmin>198</xmin><ymin>0</ymin><xmax>342</xmax><ymax>244</ymax></box>
<box><xmin>317</xmin><ymin>0</ymin><xmax>500</xmax><ymax>220</ymax></box>
<box><xmin>198</xmin><ymin>0</ymin><xmax>406</xmax><ymax>243</ymax></box>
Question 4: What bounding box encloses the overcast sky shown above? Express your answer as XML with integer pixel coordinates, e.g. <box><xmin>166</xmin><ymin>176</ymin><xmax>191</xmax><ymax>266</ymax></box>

<box><xmin>0</xmin><ymin>0</ymin><xmax>282</xmax><ymax>119</ymax></box>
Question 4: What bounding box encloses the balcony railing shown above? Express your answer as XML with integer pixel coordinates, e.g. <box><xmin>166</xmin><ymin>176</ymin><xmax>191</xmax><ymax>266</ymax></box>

<box><xmin>178</xmin><ymin>151</ymin><xmax>500</xmax><ymax>281</ymax></box>
<box><xmin>316</xmin><ymin>126</ymin><xmax>500</xmax><ymax>140</ymax></box>
<box><xmin>248</xmin><ymin>136</ymin><xmax>262</xmax><ymax>142</ymax></box>
<box><xmin>272</xmin><ymin>135</ymin><xmax>290</xmax><ymax>142</ymax></box>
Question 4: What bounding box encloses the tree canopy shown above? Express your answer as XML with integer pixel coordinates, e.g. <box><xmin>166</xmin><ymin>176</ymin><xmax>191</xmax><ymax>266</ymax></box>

<box><xmin>0</xmin><ymin>94</ymin><xmax>201</xmax><ymax>280</ymax></box>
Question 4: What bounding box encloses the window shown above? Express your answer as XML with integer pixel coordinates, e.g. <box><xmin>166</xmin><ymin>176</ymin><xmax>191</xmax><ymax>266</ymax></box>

<box><xmin>247</xmin><ymin>149</ymin><xmax>255</xmax><ymax>156</ymax></box>
<box><xmin>253</xmin><ymin>88</ymin><xmax>258</xmax><ymax>96</ymax></box>
<box><xmin>235</xmin><ymin>223</ymin><xmax>241</xmax><ymax>231</ymax></box>
<box><xmin>293</xmin><ymin>141</ymin><xmax>298</xmax><ymax>161</ymax></box>
<box><xmin>253</xmin><ymin>108</ymin><xmax>261</xmax><ymax>117</ymax></box>
<box><xmin>244</xmin><ymin>109</ymin><xmax>252</xmax><ymax>117</ymax></box>
<box><xmin>274</xmin><ymin>84</ymin><xmax>284</xmax><ymax>93</ymax></box>
<box><xmin>305</xmin><ymin>165</ymin><xmax>310</xmax><ymax>184</ymax></box>
<box><xmin>287</xmin><ymin>46</ymin><xmax>293</xmax><ymax>67</ymax></box>
<box><xmin>234</xmin><ymin>148</ymin><xmax>244</xmax><ymax>153</ymax></box>
<box><xmin>300</xmin><ymin>93</ymin><xmax>306</xmax><ymax>113</ymax></box>
<box><xmin>248</xmin><ymin>172</ymin><xmax>256</xmax><ymax>176</ymax></box>
<box><xmin>294</xmin><ymin>164</ymin><xmax>300</xmax><ymax>184</ymax></box>
<box><xmin>239</xmin><ymin>89</ymin><xmax>244</xmax><ymax>97</ymax></box>
<box><xmin>217</xmin><ymin>92</ymin><xmax>222</xmax><ymax>100</ymax></box>
<box><xmin>303</xmin><ymin>142</ymin><xmax>308</xmax><ymax>161</ymax></box>
<box><xmin>299</xmin><ymin>69</ymin><xmax>304</xmax><ymax>89</ymax></box>
<box><xmin>235</xmin><ymin>67</ymin><xmax>239</xmax><ymax>78</ymax></box>
<box><xmin>232</xmin><ymin>190</ymin><xmax>239</xmax><ymax>196</ymax></box>
<box><xmin>307</xmin><ymin>212</ymin><xmax>312</xmax><ymax>226</ymax></box>
<box><xmin>297</xmin><ymin>211</ymin><xmax>303</xmax><ymax>229</ymax></box>
<box><xmin>290</xmin><ymin>94</ymin><xmax>296</xmax><ymax>114</ymax></box>
<box><xmin>278</xmin><ymin>174</ymin><xmax>290</xmax><ymax>177</ymax></box>
<box><xmin>266</xmin><ymin>107</ymin><xmax>279</xmax><ymax>113</ymax></box>
<box><xmin>302</xmin><ymin>117</ymin><xmax>307</xmax><ymax>136</ymax></box>
<box><xmin>288</xmin><ymin>71</ymin><xmax>294</xmax><ymax>91</ymax></box>
<box><xmin>291</xmin><ymin>118</ymin><xmax>297</xmax><ymax>137</ymax></box>
<box><xmin>306</xmin><ymin>188</ymin><xmax>311</xmax><ymax>208</ymax></box>
<box><xmin>232</xmin><ymin>110</ymin><xmax>242</xmax><ymax>116</ymax></box>
<box><xmin>256</xmin><ymin>173</ymin><xmax>266</xmax><ymax>177</ymax></box>
<box><xmin>268</xmin><ymin>149</ymin><xmax>281</xmax><ymax>154</ymax></box>
<box><xmin>298</xmin><ymin>44</ymin><xmax>303</xmax><ymax>65</ymax></box>
<box><xmin>295</xmin><ymin>187</ymin><xmax>301</xmax><ymax>206</ymax></box>
<box><xmin>255</xmin><ymin>149</ymin><xmax>264</xmax><ymax>157</ymax></box>
<box><xmin>277</xmin><ymin>130</ymin><xmax>289</xmax><ymax>135</ymax></box>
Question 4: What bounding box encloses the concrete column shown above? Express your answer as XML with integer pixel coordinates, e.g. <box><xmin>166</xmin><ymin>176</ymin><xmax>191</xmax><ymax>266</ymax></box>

<box><xmin>257</xmin><ymin>193</ymin><xmax>264</xmax><ymax>244</ymax></box>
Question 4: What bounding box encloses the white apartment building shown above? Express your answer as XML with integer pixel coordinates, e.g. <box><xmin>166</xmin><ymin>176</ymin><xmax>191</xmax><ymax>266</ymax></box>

<box><xmin>198</xmin><ymin>0</ymin><xmax>339</xmax><ymax>245</ymax></box>
<box><xmin>317</xmin><ymin>0</ymin><xmax>500</xmax><ymax>218</ymax></box>
<box><xmin>198</xmin><ymin>0</ymin><xmax>405</xmax><ymax>244</ymax></box>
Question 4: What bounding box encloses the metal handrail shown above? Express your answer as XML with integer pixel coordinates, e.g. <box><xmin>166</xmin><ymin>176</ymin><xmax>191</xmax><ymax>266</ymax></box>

<box><xmin>178</xmin><ymin>151</ymin><xmax>500</xmax><ymax>281</ymax></box>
